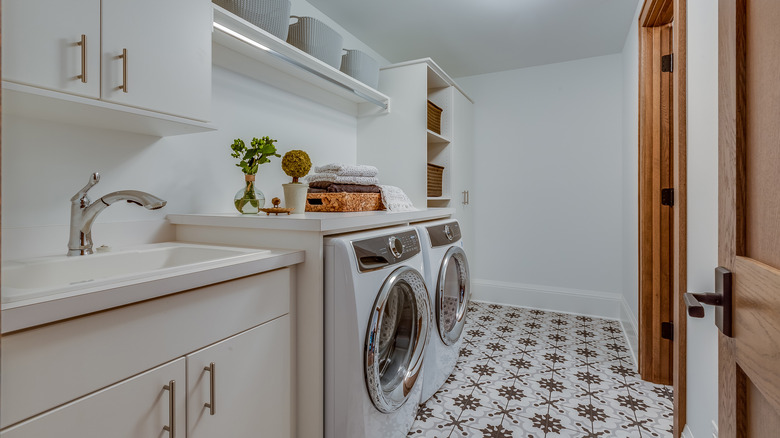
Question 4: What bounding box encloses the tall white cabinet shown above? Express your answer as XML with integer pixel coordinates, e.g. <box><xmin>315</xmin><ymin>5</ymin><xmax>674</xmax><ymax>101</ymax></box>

<box><xmin>357</xmin><ymin>58</ymin><xmax>475</xmax><ymax>247</ymax></box>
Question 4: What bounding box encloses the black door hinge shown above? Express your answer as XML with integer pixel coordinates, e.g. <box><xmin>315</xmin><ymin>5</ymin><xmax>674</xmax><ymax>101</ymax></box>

<box><xmin>661</xmin><ymin>188</ymin><xmax>674</xmax><ymax>206</ymax></box>
<box><xmin>661</xmin><ymin>322</ymin><xmax>674</xmax><ymax>341</ymax></box>
<box><xmin>662</xmin><ymin>54</ymin><xmax>673</xmax><ymax>72</ymax></box>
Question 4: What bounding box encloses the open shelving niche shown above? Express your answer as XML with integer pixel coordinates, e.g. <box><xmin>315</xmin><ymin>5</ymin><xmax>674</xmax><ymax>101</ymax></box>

<box><xmin>426</xmin><ymin>64</ymin><xmax>454</xmax><ymax>206</ymax></box>
<box><xmin>211</xmin><ymin>5</ymin><xmax>390</xmax><ymax>117</ymax></box>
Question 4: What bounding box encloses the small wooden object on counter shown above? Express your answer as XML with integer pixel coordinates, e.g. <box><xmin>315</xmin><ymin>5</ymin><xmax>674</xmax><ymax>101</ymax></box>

<box><xmin>427</xmin><ymin>163</ymin><xmax>444</xmax><ymax>197</ymax></box>
<box><xmin>427</xmin><ymin>100</ymin><xmax>443</xmax><ymax>134</ymax></box>
<box><xmin>259</xmin><ymin>197</ymin><xmax>294</xmax><ymax>215</ymax></box>
<box><xmin>305</xmin><ymin>193</ymin><xmax>384</xmax><ymax>212</ymax></box>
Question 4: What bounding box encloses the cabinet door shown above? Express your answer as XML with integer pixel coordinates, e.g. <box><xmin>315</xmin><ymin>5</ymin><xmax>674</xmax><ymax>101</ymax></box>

<box><xmin>2</xmin><ymin>0</ymin><xmax>100</xmax><ymax>98</ymax></box>
<box><xmin>101</xmin><ymin>0</ymin><xmax>211</xmax><ymax>121</ymax></box>
<box><xmin>453</xmin><ymin>90</ymin><xmax>475</xmax><ymax>250</ymax></box>
<box><xmin>187</xmin><ymin>316</ymin><xmax>291</xmax><ymax>438</ymax></box>
<box><xmin>0</xmin><ymin>358</ymin><xmax>186</xmax><ymax>438</ymax></box>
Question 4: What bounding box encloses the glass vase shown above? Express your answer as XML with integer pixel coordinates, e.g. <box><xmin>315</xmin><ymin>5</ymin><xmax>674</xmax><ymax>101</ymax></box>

<box><xmin>234</xmin><ymin>174</ymin><xmax>265</xmax><ymax>214</ymax></box>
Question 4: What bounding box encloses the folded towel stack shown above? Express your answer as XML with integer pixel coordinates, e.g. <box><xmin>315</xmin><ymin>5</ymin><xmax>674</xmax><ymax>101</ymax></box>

<box><xmin>306</xmin><ymin>163</ymin><xmax>380</xmax><ymax>188</ymax></box>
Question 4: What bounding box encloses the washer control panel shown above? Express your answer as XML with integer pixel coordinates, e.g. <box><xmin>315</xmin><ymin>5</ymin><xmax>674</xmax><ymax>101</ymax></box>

<box><xmin>427</xmin><ymin>221</ymin><xmax>462</xmax><ymax>247</ymax></box>
<box><xmin>353</xmin><ymin>230</ymin><xmax>420</xmax><ymax>272</ymax></box>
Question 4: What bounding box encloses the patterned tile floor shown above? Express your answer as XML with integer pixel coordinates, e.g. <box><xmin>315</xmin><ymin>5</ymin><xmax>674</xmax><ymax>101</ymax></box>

<box><xmin>409</xmin><ymin>301</ymin><xmax>673</xmax><ymax>438</ymax></box>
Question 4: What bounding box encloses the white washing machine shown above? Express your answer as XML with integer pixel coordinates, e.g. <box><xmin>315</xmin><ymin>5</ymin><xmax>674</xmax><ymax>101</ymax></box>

<box><xmin>415</xmin><ymin>219</ymin><xmax>471</xmax><ymax>403</ymax></box>
<box><xmin>324</xmin><ymin>226</ymin><xmax>430</xmax><ymax>438</ymax></box>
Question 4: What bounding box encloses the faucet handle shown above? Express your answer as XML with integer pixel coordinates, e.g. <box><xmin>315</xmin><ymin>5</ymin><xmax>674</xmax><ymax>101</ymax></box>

<box><xmin>70</xmin><ymin>172</ymin><xmax>100</xmax><ymax>203</ymax></box>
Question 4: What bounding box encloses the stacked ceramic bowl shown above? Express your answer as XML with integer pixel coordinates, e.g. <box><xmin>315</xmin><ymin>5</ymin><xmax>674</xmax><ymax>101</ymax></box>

<box><xmin>286</xmin><ymin>16</ymin><xmax>344</xmax><ymax>69</ymax></box>
<box><xmin>340</xmin><ymin>49</ymin><xmax>379</xmax><ymax>89</ymax></box>
<box><xmin>213</xmin><ymin>0</ymin><xmax>292</xmax><ymax>40</ymax></box>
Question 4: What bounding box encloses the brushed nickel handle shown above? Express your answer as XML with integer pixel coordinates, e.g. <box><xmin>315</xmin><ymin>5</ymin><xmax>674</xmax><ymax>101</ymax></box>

<box><xmin>163</xmin><ymin>380</ymin><xmax>176</xmax><ymax>437</ymax></box>
<box><xmin>204</xmin><ymin>362</ymin><xmax>216</xmax><ymax>415</ymax></box>
<box><xmin>76</xmin><ymin>35</ymin><xmax>87</xmax><ymax>83</ymax></box>
<box><xmin>118</xmin><ymin>49</ymin><xmax>128</xmax><ymax>93</ymax></box>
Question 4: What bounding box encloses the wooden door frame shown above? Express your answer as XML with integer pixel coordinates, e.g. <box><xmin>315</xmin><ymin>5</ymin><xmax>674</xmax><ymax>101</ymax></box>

<box><xmin>638</xmin><ymin>0</ymin><xmax>687</xmax><ymax>436</ymax></box>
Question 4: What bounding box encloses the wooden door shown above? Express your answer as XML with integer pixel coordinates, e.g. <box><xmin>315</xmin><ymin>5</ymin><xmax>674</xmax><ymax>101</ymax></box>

<box><xmin>0</xmin><ymin>358</ymin><xmax>185</xmax><ymax>438</ymax></box>
<box><xmin>718</xmin><ymin>0</ymin><xmax>780</xmax><ymax>436</ymax></box>
<box><xmin>187</xmin><ymin>316</ymin><xmax>291</xmax><ymax>438</ymax></box>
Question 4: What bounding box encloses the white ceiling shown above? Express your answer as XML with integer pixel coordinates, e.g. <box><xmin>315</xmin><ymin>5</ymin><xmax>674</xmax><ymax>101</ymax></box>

<box><xmin>304</xmin><ymin>0</ymin><xmax>640</xmax><ymax>78</ymax></box>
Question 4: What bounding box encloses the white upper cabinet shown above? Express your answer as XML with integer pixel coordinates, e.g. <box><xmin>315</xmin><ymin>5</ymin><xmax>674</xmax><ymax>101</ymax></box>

<box><xmin>2</xmin><ymin>0</ymin><xmax>101</xmax><ymax>98</ymax></box>
<box><xmin>2</xmin><ymin>0</ymin><xmax>213</xmax><ymax>135</ymax></box>
<box><xmin>101</xmin><ymin>0</ymin><xmax>211</xmax><ymax>122</ymax></box>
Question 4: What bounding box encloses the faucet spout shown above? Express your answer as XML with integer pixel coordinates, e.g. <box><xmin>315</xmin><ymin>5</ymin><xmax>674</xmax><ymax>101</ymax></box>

<box><xmin>68</xmin><ymin>174</ymin><xmax>167</xmax><ymax>256</ymax></box>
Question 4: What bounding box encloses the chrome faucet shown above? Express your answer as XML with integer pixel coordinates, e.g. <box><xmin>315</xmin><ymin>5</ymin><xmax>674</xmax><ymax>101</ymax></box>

<box><xmin>68</xmin><ymin>172</ymin><xmax>167</xmax><ymax>256</ymax></box>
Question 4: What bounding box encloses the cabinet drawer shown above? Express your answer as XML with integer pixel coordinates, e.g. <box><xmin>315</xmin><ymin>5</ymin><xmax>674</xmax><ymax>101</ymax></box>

<box><xmin>1</xmin><ymin>268</ymin><xmax>291</xmax><ymax>429</ymax></box>
<box><xmin>1</xmin><ymin>358</ymin><xmax>186</xmax><ymax>438</ymax></box>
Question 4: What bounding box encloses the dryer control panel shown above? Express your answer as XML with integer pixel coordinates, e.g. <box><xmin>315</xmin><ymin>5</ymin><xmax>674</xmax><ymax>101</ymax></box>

<box><xmin>427</xmin><ymin>221</ymin><xmax>461</xmax><ymax>247</ymax></box>
<box><xmin>352</xmin><ymin>230</ymin><xmax>420</xmax><ymax>272</ymax></box>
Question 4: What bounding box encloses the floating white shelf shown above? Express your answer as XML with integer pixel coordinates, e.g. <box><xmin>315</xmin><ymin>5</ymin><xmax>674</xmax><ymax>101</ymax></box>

<box><xmin>212</xmin><ymin>6</ymin><xmax>390</xmax><ymax>116</ymax></box>
<box><xmin>427</xmin><ymin>129</ymin><xmax>450</xmax><ymax>144</ymax></box>
<box><xmin>2</xmin><ymin>82</ymin><xmax>216</xmax><ymax>137</ymax></box>
<box><xmin>427</xmin><ymin>197</ymin><xmax>451</xmax><ymax>202</ymax></box>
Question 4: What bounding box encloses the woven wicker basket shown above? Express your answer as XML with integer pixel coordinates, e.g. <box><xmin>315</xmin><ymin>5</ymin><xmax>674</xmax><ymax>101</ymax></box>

<box><xmin>305</xmin><ymin>193</ymin><xmax>383</xmax><ymax>212</ymax></box>
<box><xmin>340</xmin><ymin>49</ymin><xmax>379</xmax><ymax>89</ymax></box>
<box><xmin>213</xmin><ymin>0</ymin><xmax>291</xmax><ymax>40</ymax></box>
<box><xmin>427</xmin><ymin>163</ymin><xmax>444</xmax><ymax>197</ymax></box>
<box><xmin>427</xmin><ymin>100</ymin><xmax>443</xmax><ymax>134</ymax></box>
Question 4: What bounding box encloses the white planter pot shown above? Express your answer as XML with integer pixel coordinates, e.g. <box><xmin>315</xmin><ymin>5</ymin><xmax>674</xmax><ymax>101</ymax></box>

<box><xmin>282</xmin><ymin>183</ymin><xmax>308</xmax><ymax>214</ymax></box>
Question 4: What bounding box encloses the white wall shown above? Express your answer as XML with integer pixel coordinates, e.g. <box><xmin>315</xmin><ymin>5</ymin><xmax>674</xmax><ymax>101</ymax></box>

<box><xmin>1</xmin><ymin>0</ymin><xmax>390</xmax><ymax>260</ymax></box>
<box><xmin>456</xmin><ymin>54</ymin><xmax>625</xmax><ymax>319</ymax></box>
<box><xmin>685</xmin><ymin>0</ymin><xmax>720</xmax><ymax>436</ymax></box>
<box><xmin>620</xmin><ymin>0</ymin><xmax>642</xmax><ymax>349</ymax></box>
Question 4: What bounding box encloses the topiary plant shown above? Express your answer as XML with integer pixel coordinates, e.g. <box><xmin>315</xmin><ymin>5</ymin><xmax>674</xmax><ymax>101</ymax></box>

<box><xmin>281</xmin><ymin>150</ymin><xmax>312</xmax><ymax>183</ymax></box>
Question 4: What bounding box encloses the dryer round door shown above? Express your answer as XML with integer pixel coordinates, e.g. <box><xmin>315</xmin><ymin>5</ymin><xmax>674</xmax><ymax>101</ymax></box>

<box><xmin>365</xmin><ymin>265</ymin><xmax>430</xmax><ymax>413</ymax></box>
<box><xmin>436</xmin><ymin>246</ymin><xmax>471</xmax><ymax>346</ymax></box>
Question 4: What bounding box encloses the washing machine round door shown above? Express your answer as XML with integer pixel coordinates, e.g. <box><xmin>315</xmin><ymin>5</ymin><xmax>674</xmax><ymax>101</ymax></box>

<box><xmin>365</xmin><ymin>265</ymin><xmax>430</xmax><ymax>413</ymax></box>
<box><xmin>436</xmin><ymin>246</ymin><xmax>471</xmax><ymax>346</ymax></box>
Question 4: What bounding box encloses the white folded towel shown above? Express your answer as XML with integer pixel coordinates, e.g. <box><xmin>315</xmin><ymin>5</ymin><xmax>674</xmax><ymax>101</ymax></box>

<box><xmin>379</xmin><ymin>185</ymin><xmax>417</xmax><ymax>212</ymax></box>
<box><xmin>314</xmin><ymin>163</ymin><xmax>379</xmax><ymax>177</ymax></box>
<box><xmin>306</xmin><ymin>173</ymin><xmax>380</xmax><ymax>186</ymax></box>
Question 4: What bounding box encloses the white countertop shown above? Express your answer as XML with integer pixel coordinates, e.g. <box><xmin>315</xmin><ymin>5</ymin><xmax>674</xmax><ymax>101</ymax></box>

<box><xmin>167</xmin><ymin>208</ymin><xmax>455</xmax><ymax>235</ymax></box>
<box><xmin>2</xmin><ymin>244</ymin><xmax>304</xmax><ymax>333</ymax></box>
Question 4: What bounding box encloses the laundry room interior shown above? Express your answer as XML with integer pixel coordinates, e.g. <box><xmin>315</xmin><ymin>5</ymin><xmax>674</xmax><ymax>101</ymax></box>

<box><xmin>2</xmin><ymin>0</ymin><xmax>760</xmax><ymax>437</ymax></box>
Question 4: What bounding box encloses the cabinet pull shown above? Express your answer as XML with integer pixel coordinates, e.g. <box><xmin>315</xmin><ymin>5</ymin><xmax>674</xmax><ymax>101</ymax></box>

<box><xmin>76</xmin><ymin>35</ymin><xmax>87</xmax><ymax>83</ymax></box>
<box><xmin>118</xmin><ymin>49</ymin><xmax>128</xmax><ymax>93</ymax></box>
<box><xmin>163</xmin><ymin>380</ymin><xmax>176</xmax><ymax>437</ymax></box>
<box><xmin>462</xmin><ymin>191</ymin><xmax>470</xmax><ymax>205</ymax></box>
<box><xmin>204</xmin><ymin>362</ymin><xmax>216</xmax><ymax>415</ymax></box>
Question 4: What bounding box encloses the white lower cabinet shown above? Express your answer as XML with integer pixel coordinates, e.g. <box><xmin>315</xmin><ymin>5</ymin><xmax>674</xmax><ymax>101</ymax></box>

<box><xmin>187</xmin><ymin>317</ymin><xmax>291</xmax><ymax>438</ymax></box>
<box><xmin>1</xmin><ymin>358</ymin><xmax>186</xmax><ymax>438</ymax></box>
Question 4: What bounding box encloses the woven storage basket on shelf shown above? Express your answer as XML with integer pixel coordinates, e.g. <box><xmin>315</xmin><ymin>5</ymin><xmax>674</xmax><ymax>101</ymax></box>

<box><xmin>427</xmin><ymin>163</ymin><xmax>444</xmax><ymax>197</ymax></box>
<box><xmin>340</xmin><ymin>49</ymin><xmax>379</xmax><ymax>89</ymax></box>
<box><xmin>427</xmin><ymin>100</ymin><xmax>443</xmax><ymax>134</ymax></box>
<box><xmin>287</xmin><ymin>16</ymin><xmax>344</xmax><ymax>68</ymax></box>
<box><xmin>305</xmin><ymin>193</ymin><xmax>384</xmax><ymax>212</ymax></box>
<box><xmin>213</xmin><ymin>0</ymin><xmax>291</xmax><ymax>40</ymax></box>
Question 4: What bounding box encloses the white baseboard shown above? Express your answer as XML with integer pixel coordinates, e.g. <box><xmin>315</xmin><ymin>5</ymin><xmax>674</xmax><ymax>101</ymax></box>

<box><xmin>471</xmin><ymin>279</ymin><xmax>623</xmax><ymax>320</ymax></box>
<box><xmin>620</xmin><ymin>297</ymin><xmax>639</xmax><ymax>367</ymax></box>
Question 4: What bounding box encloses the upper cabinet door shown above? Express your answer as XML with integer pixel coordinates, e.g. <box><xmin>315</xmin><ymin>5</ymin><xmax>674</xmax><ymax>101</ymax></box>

<box><xmin>101</xmin><ymin>0</ymin><xmax>211</xmax><ymax>122</ymax></box>
<box><xmin>2</xmin><ymin>0</ymin><xmax>100</xmax><ymax>98</ymax></box>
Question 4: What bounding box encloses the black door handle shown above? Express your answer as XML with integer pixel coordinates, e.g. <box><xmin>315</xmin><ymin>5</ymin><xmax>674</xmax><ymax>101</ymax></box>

<box><xmin>683</xmin><ymin>267</ymin><xmax>732</xmax><ymax>337</ymax></box>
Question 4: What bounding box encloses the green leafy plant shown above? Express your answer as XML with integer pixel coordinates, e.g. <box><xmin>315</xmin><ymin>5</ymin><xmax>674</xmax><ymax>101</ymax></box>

<box><xmin>230</xmin><ymin>136</ymin><xmax>280</xmax><ymax>213</ymax></box>
<box><xmin>281</xmin><ymin>150</ymin><xmax>312</xmax><ymax>183</ymax></box>
<box><xmin>230</xmin><ymin>136</ymin><xmax>281</xmax><ymax>175</ymax></box>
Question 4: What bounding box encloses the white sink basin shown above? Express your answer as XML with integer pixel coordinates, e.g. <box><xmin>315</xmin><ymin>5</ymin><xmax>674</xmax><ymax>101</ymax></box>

<box><xmin>2</xmin><ymin>243</ymin><xmax>271</xmax><ymax>304</ymax></box>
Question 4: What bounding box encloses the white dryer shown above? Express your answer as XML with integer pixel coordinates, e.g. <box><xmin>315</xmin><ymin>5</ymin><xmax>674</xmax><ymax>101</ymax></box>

<box><xmin>415</xmin><ymin>219</ymin><xmax>471</xmax><ymax>403</ymax></box>
<box><xmin>324</xmin><ymin>226</ymin><xmax>430</xmax><ymax>438</ymax></box>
